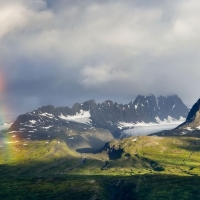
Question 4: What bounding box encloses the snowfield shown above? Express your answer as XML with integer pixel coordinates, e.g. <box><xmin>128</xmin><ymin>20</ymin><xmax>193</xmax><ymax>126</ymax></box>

<box><xmin>120</xmin><ymin>117</ymin><xmax>185</xmax><ymax>137</ymax></box>
<box><xmin>59</xmin><ymin>110</ymin><xmax>92</xmax><ymax>124</ymax></box>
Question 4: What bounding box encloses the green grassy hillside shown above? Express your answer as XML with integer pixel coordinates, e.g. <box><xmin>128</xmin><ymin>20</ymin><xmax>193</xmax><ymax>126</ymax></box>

<box><xmin>1</xmin><ymin>135</ymin><xmax>200</xmax><ymax>199</ymax></box>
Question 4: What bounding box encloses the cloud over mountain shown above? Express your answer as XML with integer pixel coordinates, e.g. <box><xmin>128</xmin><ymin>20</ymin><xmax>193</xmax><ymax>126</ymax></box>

<box><xmin>1</xmin><ymin>0</ymin><xmax>200</xmax><ymax>113</ymax></box>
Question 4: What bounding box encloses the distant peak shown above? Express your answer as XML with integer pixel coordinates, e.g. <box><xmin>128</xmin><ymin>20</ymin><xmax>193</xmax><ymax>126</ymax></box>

<box><xmin>103</xmin><ymin>100</ymin><xmax>113</xmax><ymax>104</ymax></box>
<box><xmin>37</xmin><ymin>105</ymin><xmax>55</xmax><ymax>112</ymax></box>
<box><xmin>83</xmin><ymin>99</ymin><xmax>96</xmax><ymax>105</ymax></box>
<box><xmin>133</xmin><ymin>94</ymin><xmax>156</xmax><ymax>102</ymax></box>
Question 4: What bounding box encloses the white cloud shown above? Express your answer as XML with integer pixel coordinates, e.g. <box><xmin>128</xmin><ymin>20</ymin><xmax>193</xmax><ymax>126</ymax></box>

<box><xmin>2</xmin><ymin>0</ymin><xmax>198</xmax><ymax>61</ymax></box>
<box><xmin>0</xmin><ymin>4</ymin><xmax>27</xmax><ymax>38</ymax></box>
<box><xmin>80</xmin><ymin>64</ymin><xmax>130</xmax><ymax>87</ymax></box>
<box><xmin>0</xmin><ymin>0</ymin><xmax>52</xmax><ymax>38</ymax></box>
<box><xmin>1</xmin><ymin>0</ymin><xmax>200</xmax><ymax>112</ymax></box>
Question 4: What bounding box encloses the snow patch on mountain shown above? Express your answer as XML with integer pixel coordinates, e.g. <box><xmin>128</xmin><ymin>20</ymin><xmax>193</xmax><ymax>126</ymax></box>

<box><xmin>42</xmin><ymin>125</ymin><xmax>53</xmax><ymax>130</ymax></box>
<box><xmin>118</xmin><ymin>116</ymin><xmax>185</xmax><ymax>130</ymax></box>
<box><xmin>29</xmin><ymin>120</ymin><xmax>37</xmax><ymax>124</ymax></box>
<box><xmin>59</xmin><ymin>110</ymin><xmax>92</xmax><ymax>124</ymax></box>
<box><xmin>118</xmin><ymin>122</ymin><xmax>135</xmax><ymax>130</ymax></box>
<box><xmin>121</xmin><ymin>122</ymin><xmax>184</xmax><ymax>137</ymax></box>
<box><xmin>155</xmin><ymin>116</ymin><xmax>185</xmax><ymax>124</ymax></box>
<box><xmin>119</xmin><ymin>117</ymin><xmax>186</xmax><ymax>137</ymax></box>
<box><xmin>39</xmin><ymin>112</ymin><xmax>54</xmax><ymax>118</ymax></box>
<box><xmin>184</xmin><ymin>127</ymin><xmax>194</xmax><ymax>131</ymax></box>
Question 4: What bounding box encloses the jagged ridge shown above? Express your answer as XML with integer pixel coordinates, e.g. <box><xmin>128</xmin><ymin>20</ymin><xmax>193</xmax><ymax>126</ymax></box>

<box><xmin>10</xmin><ymin>94</ymin><xmax>188</xmax><ymax>135</ymax></box>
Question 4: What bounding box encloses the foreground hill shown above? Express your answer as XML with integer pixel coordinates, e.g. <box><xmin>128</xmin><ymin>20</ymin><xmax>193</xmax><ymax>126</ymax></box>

<box><xmin>1</xmin><ymin>135</ymin><xmax>200</xmax><ymax>199</ymax></box>
<box><xmin>7</xmin><ymin>95</ymin><xmax>188</xmax><ymax>153</ymax></box>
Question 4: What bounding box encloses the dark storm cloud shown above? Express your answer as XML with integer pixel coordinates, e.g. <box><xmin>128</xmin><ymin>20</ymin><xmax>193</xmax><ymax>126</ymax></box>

<box><xmin>1</xmin><ymin>0</ymin><xmax>200</xmax><ymax>113</ymax></box>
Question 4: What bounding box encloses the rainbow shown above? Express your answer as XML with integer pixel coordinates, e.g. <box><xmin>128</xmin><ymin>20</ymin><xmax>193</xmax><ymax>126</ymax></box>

<box><xmin>0</xmin><ymin>68</ymin><xmax>14</xmax><ymax>128</ymax></box>
<box><xmin>0</xmin><ymin>69</ymin><xmax>21</xmax><ymax>162</ymax></box>
<box><xmin>0</xmin><ymin>70</ymin><xmax>6</xmax><ymax>124</ymax></box>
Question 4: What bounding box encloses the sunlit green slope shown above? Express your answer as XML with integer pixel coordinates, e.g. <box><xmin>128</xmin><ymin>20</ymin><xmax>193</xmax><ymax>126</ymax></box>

<box><xmin>1</xmin><ymin>135</ymin><xmax>200</xmax><ymax>199</ymax></box>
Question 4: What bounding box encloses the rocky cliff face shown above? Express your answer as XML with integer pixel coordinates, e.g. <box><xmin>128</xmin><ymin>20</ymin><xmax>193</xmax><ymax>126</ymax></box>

<box><xmin>128</xmin><ymin>94</ymin><xmax>188</xmax><ymax>122</ymax></box>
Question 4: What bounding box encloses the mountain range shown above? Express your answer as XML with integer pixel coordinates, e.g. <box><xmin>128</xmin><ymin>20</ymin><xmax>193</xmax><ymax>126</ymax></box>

<box><xmin>7</xmin><ymin>94</ymin><xmax>189</xmax><ymax>153</ymax></box>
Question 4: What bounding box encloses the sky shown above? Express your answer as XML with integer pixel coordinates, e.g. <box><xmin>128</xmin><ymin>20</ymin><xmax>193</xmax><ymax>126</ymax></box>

<box><xmin>1</xmin><ymin>0</ymin><xmax>200</xmax><ymax>114</ymax></box>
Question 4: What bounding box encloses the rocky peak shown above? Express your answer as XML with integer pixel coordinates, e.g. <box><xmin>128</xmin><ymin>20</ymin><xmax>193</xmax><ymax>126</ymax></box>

<box><xmin>37</xmin><ymin>105</ymin><xmax>56</xmax><ymax>115</ymax></box>
<box><xmin>186</xmin><ymin>99</ymin><xmax>200</xmax><ymax>123</ymax></box>
<box><xmin>176</xmin><ymin>99</ymin><xmax>200</xmax><ymax>129</ymax></box>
